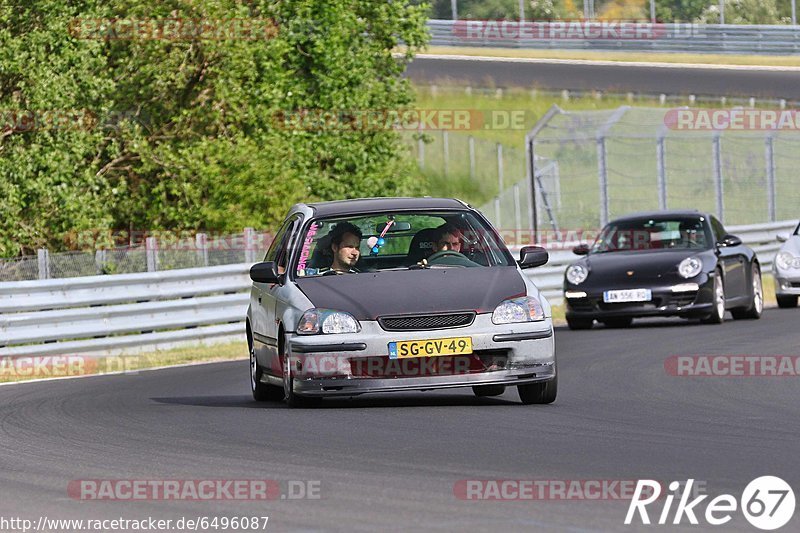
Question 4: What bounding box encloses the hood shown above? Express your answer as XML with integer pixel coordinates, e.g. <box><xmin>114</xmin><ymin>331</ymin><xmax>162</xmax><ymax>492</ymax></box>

<box><xmin>294</xmin><ymin>267</ymin><xmax>526</xmax><ymax>320</ymax></box>
<box><xmin>579</xmin><ymin>249</ymin><xmax>708</xmax><ymax>283</ymax></box>
<box><xmin>779</xmin><ymin>235</ymin><xmax>800</xmax><ymax>257</ymax></box>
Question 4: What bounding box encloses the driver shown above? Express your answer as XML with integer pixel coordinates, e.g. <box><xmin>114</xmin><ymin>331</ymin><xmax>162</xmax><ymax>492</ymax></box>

<box><xmin>321</xmin><ymin>222</ymin><xmax>362</xmax><ymax>274</ymax></box>
<box><xmin>433</xmin><ymin>224</ymin><xmax>463</xmax><ymax>254</ymax></box>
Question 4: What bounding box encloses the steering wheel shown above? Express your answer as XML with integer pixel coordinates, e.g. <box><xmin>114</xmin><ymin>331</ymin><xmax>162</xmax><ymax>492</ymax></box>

<box><xmin>426</xmin><ymin>250</ymin><xmax>469</xmax><ymax>265</ymax></box>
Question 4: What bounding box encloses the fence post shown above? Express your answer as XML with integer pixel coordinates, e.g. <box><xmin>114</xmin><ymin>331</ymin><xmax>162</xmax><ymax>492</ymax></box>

<box><xmin>496</xmin><ymin>143</ymin><xmax>504</xmax><ymax>194</ymax></box>
<box><xmin>712</xmin><ymin>133</ymin><xmax>724</xmax><ymax>222</ymax></box>
<box><xmin>513</xmin><ymin>183</ymin><xmax>522</xmax><ymax>232</ymax></box>
<box><xmin>765</xmin><ymin>134</ymin><xmax>776</xmax><ymax>222</ymax></box>
<box><xmin>145</xmin><ymin>237</ymin><xmax>158</xmax><ymax>272</ymax></box>
<box><xmin>244</xmin><ymin>227</ymin><xmax>257</xmax><ymax>263</ymax></box>
<box><xmin>417</xmin><ymin>134</ymin><xmax>425</xmax><ymax>169</ymax></box>
<box><xmin>468</xmin><ymin>136</ymin><xmax>476</xmax><ymax>180</ymax></box>
<box><xmin>494</xmin><ymin>197</ymin><xmax>502</xmax><ymax>229</ymax></box>
<box><xmin>519</xmin><ymin>0</ymin><xmax>526</xmax><ymax>21</ymax></box>
<box><xmin>37</xmin><ymin>248</ymin><xmax>50</xmax><ymax>280</ymax></box>
<box><xmin>95</xmin><ymin>249</ymin><xmax>107</xmax><ymax>275</ymax></box>
<box><xmin>451</xmin><ymin>0</ymin><xmax>458</xmax><ymax>20</ymax></box>
<box><xmin>196</xmin><ymin>233</ymin><xmax>209</xmax><ymax>267</ymax></box>
<box><xmin>443</xmin><ymin>131</ymin><xmax>449</xmax><ymax>177</ymax></box>
<box><xmin>656</xmin><ymin>134</ymin><xmax>667</xmax><ymax>210</ymax></box>
<box><xmin>596</xmin><ymin>135</ymin><xmax>609</xmax><ymax>227</ymax></box>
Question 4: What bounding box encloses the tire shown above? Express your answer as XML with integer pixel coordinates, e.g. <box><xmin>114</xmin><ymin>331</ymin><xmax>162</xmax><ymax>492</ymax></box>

<box><xmin>250</xmin><ymin>343</ymin><xmax>283</xmax><ymax>402</ymax></box>
<box><xmin>281</xmin><ymin>335</ymin><xmax>322</xmax><ymax>408</ymax></box>
<box><xmin>518</xmin><ymin>376</ymin><xmax>557</xmax><ymax>405</ymax></box>
<box><xmin>777</xmin><ymin>295</ymin><xmax>798</xmax><ymax>308</ymax></box>
<box><xmin>731</xmin><ymin>264</ymin><xmax>763</xmax><ymax>320</ymax></box>
<box><xmin>701</xmin><ymin>271</ymin><xmax>725</xmax><ymax>324</ymax></box>
<box><xmin>600</xmin><ymin>317</ymin><xmax>633</xmax><ymax>328</ymax></box>
<box><xmin>472</xmin><ymin>385</ymin><xmax>506</xmax><ymax>397</ymax></box>
<box><xmin>566</xmin><ymin>317</ymin><xmax>593</xmax><ymax>330</ymax></box>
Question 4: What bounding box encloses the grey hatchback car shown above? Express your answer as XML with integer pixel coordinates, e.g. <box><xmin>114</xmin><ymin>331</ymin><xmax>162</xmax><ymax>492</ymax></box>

<box><xmin>246</xmin><ymin>197</ymin><xmax>556</xmax><ymax>407</ymax></box>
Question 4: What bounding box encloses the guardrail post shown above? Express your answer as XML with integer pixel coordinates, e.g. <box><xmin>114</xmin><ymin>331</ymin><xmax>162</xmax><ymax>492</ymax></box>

<box><xmin>468</xmin><ymin>136</ymin><xmax>475</xmax><ymax>180</ymax></box>
<box><xmin>496</xmin><ymin>143</ymin><xmax>504</xmax><ymax>193</ymax></box>
<box><xmin>656</xmin><ymin>134</ymin><xmax>667</xmax><ymax>210</ymax></box>
<box><xmin>765</xmin><ymin>134</ymin><xmax>776</xmax><ymax>222</ymax></box>
<box><xmin>243</xmin><ymin>228</ymin><xmax>257</xmax><ymax>263</ymax></box>
<box><xmin>37</xmin><ymin>248</ymin><xmax>50</xmax><ymax>280</ymax></box>
<box><xmin>196</xmin><ymin>233</ymin><xmax>209</xmax><ymax>267</ymax></box>
<box><xmin>145</xmin><ymin>237</ymin><xmax>158</xmax><ymax>272</ymax></box>
<box><xmin>712</xmin><ymin>133</ymin><xmax>724</xmax><ymax>222</ymax></box>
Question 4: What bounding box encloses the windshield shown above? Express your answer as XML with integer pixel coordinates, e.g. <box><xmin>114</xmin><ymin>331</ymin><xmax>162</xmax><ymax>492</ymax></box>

<box><xmin>294</xmin><ymin>210</ymin><xmax>514</xmax><ymax>277</ymax></box>
<box><xmin>591</xmin><ymin>217</ymin><xmax>710</xmax><ymax>253</ymax></box>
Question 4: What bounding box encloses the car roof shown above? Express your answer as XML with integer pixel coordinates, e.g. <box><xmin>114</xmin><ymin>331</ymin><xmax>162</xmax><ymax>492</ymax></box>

<box><xmin>300</xmin><ymin>197</ymin><xmax>469</xmax><ymax>217</ymax></box>
<box><xmin>610</xmin><ymin>209</ymin><xmax>709</xmax><ymax>224</ymax></box>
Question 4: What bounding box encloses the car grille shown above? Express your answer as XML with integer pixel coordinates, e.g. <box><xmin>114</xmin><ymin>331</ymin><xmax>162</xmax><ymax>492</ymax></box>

<box><xmin>791</xmin><ymin>282</ymin><xmax>800</xmax><ymax>288</ymax></box>
<box><xmin>378</xmin><ymin>312</ymin><xmax>475</xmax><ymax>331</ymax></box>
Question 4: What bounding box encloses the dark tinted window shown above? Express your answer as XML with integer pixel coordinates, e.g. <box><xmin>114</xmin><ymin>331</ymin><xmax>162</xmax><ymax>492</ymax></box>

<box><xmin>592</xmin><ymin>217</ymin><xmax>710</xmax><ymax>253</ymax></box>
<box><xmin>710</xmin><ymin>217</ymin><xmax>727</xmax><ymax>242</ymax></box>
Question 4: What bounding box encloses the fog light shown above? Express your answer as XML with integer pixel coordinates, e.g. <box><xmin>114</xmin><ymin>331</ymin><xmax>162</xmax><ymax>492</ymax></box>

<box><xmin>671</xmin><ymin>283</ymin><xmax>699</xmax><ymax>293</ymax></box>
<box><xmin>565</xmin><ymin>290</ymin><xmax>587</xmax><ymax>299</ymax></box>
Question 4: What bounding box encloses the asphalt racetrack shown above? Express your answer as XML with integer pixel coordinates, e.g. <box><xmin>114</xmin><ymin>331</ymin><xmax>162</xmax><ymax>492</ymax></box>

<box><xmin>2</xmin><ymin>308</ymin><xmax>799</xmax><ymax>531</ymax></box>
<box><xmin>406</xmin><ymin>55</ymin><xmax>800</xmax><ymax>99</ymax></box>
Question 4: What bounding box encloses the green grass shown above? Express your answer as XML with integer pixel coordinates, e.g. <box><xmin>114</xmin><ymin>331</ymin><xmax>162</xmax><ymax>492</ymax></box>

<box><xmin>0</xmin><ymin>341</ymin><xmax>247</xmax><ymax>384</ymax></box>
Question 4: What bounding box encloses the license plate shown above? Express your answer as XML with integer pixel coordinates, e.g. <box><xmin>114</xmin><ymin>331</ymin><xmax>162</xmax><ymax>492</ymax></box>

<box><xmin>388</xmin><ymin>337</ymin><xmax>473</xmax><ymax>360</ymax></box>
<box><xmin>603</xmin><ymin>289</ymin><xmax>652</xmax><ymax>303</ymax></box>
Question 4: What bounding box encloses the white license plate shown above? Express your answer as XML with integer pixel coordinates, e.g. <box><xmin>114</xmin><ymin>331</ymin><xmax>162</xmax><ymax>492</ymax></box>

<box><xmin>603</xmin><ymin>289</ymin><xmax>652</xmax><ymax>303</ymax></box>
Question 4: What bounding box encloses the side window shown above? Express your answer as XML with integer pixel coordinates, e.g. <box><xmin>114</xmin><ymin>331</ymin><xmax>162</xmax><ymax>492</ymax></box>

<box><xmin>710</xmin><ymin>217</ymin><xmax>726</xmax><ymax>243</ymax></box>
<box><xmin>275</xmin><ymin>216</ymin><xmax>302</xmax><ymax>274</ymax></box>
<box><xmin>264</xmin><ymin>220</ymin><xmax>292</xmax><ymax>263</ymax></box>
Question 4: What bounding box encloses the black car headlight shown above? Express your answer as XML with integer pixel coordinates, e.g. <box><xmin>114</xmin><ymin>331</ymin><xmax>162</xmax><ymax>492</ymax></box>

<box><xmin>678</xmin><ymin>257</ymin><xmax>703</xmax><ymax>279</ymax></box>
<box><xmin>566</xmin><ymin>264</ymin><xmax>589</xmax><ymax>285</ymax></box>
<box><xmin>492</xmin><ymin>296</ymin><xmax>545</xmax><ymax>324</ymax></box>
<box><xmin>297</xmin><ymin>309</ymin><xmax>361</xmax><ymax>335</ymax></box>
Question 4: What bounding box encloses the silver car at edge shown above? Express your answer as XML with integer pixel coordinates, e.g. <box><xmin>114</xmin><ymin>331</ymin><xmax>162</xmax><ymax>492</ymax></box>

<box><xmin>246</xmin><ymin>197</ymin><xmax>556</xmax><ymax>407</ymax></box>
<box><xmin>774</xmin><ymin>220</ymin><xmax>800</xmax><ymax>308</ymax></box>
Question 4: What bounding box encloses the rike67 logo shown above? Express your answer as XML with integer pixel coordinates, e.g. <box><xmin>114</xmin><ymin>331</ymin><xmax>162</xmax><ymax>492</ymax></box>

<box><xmin>625</xmin><ymin>477</ymin><xmax>795</xmax><ymax>530</ymax></box>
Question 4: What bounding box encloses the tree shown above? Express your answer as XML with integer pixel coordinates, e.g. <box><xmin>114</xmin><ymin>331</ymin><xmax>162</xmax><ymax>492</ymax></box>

<box><xmin>0</xmin><ymin>0</ymin><xmax>429</xmax><ymax>256</ymax></box>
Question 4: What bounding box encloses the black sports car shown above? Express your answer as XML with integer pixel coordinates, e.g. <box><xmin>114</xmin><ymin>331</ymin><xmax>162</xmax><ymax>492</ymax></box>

<box><xmin>563</xmin><ymin>210</ymin><xmax>763</xmax><ymax>330</ymax></box>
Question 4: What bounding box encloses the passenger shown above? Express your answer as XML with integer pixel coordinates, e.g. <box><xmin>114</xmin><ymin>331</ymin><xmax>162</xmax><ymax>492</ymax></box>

<box><xmin>322</xmin><ymin>222</ymin><xmax>362</xmax><ymax>274</ymax></box>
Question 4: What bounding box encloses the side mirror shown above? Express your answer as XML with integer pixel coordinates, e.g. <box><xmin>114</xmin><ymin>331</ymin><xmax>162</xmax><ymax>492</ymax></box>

<box><xmin>518</xmin><ymin>246</ymin><xmax>549</xmax><ymax>269</ymax></box>
<box><xmin>250</xmin><ymin>261</ymin><xmax>280</xmax><ymax>284</ymax></box>
<box><xmin>573</xmin><ymin>244</ymin><xmax>590</xmax><ymax>256</ymax></box>
<box><xmin>777</xmin><ymin>234</ymin><xmax>788</xmax><ymax>243</ymax></box>
<box><xmin>718</xmin><ymin>234</ymin><xmax>742</xmax><ymax>248</ymax></box>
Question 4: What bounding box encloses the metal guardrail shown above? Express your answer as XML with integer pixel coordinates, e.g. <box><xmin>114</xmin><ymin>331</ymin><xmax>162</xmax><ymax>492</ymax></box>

<box><xmin>427</xmin><ymin>20</ymin><xmax>800</xmax><ymax>55</ymax></box>
<box><xmin>0</xmin><ymin>220</ymin><xmax>794</xmax><ymax>357</ymax></box>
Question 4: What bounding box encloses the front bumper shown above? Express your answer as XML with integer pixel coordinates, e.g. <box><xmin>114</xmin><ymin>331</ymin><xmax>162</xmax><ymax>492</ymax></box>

<box><xmin>773</xmin><ymin>267</ymin><xmax>800</xmax><ymax>296</ymax></box>
<box><xmin>285</xmin><ymin>314</ymin><xmax>555</xmax><ymax>397</ymax></box>
<box><xmin>564</xmin><ymin>273</ymin><xmax>715</xmax><ymax>320</ymax></box>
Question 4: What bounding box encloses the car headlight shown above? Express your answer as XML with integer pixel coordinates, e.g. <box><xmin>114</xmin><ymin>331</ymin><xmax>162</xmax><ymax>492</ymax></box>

<box><xmin>776</xmin><ymin>251</ymin><xmax>798</xmax><ymax>270</ymax></box>
<box><xmin>566</xmin><ymin>264</ymin><xmax>589</xmax><ymax>285</ymax></box>
<box><xmin>297</xmin><ymin>309</ymin><xmax>361</xmax><ymax>335</ymax></box>
<box><xmin>678</xmin><ymin>257</ymin><xmax>703</xmax><ymax>279</ymax></box>
<box><xmin>492</xmin><ymin>296</ymin><xmax>545</xmax><ymax>324</ymax></box>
